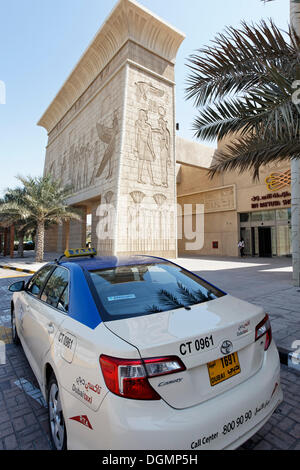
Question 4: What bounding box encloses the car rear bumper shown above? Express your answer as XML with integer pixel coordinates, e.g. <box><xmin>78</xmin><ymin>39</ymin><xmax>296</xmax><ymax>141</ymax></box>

<box><xmin>68</xmin><ymin>341</ymin><xmax>282</xmax><ymax>450</ymax></box>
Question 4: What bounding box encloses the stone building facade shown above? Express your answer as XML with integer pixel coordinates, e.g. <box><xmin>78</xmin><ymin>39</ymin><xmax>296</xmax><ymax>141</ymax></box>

<box><xmin>177</xmin><ymin>141</ymin><xmax>291</xmax><ymax>258</ymax></box>
<box><xmin>38</xmin><ymin>0</ymin><xmax>292</xmax><ymax>259</ymax></box>
<box><xmin>38</xmin><ymin>0</ymin><xmax>185</xmax><ymax>258</ymax></box>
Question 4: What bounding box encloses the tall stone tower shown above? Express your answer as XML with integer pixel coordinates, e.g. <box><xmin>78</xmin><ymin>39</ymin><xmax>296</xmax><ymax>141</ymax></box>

<box><xmin>38</xmin><ymin>0</ymin><xmax>185</xmax><ymax>257</ymax></box>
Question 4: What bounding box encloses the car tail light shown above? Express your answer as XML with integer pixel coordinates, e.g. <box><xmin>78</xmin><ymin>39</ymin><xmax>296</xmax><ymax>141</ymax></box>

<box><xmin>255</xmin><ymin>314</ymin><xmax>272</xmax><ymax>350</ymax></box>
<box><xmin>99</xmin><ymin>355</ymin><xmax>185</xmax><ymax>400</ymax></box>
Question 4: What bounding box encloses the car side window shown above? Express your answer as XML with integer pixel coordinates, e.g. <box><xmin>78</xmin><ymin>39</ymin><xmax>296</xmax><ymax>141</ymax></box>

<box><xmin>26</xmin><ymin>265</ymin><xmax>54</xmax><ymax>298</ymax></box>
<box><xmin>40</xmin><ymin>267</ymin><xmax>69</xmax><ymax>312</ymax></box>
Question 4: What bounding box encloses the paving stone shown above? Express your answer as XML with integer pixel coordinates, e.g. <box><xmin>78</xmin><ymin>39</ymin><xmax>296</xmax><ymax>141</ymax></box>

<box><xmin>4</xmin><ymin>434</ymin><xmax>18</xmax><ymax>450</ymax></box>
<box><xmin>0</xmin><ymin>411</ymin><xmax>10</xmax><ymax>425</ymax></box>
<box><xmin>0</xmin><ymin>422</ymin><xmax>14</xmax><ymax>439</ymax></box>
<box><xmin>253</xmin><ymin>440</ymin><xmax>273</xmax><ymax>450</ymax></box>
<box><xmin>288</xmin><ymin>423</ymin><xmax>300</xmax><ymax>439</ymax></box>
<box><xmin>277</xmin><ymin>416</ymin><xmax>296</xmax><ymax>432</ymax></box>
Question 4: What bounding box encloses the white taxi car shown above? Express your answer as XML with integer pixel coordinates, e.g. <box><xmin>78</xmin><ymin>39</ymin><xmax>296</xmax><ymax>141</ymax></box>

<box><xmin>9</xmin><ymin>249</ymin><xmax>283</xmax><ymax>450</ymax></box>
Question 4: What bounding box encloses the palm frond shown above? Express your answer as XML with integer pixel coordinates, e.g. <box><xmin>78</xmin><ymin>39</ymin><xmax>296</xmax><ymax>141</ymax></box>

<box><xmin>186</xmin><ymin>20</ymin><xmax>297</xmax><ymax>107</ymax></box>
<box><xmin>186</xmin><ymin>17</ymin><xmax>300</xmax><ymax>175</ymax></box>
<box><xmin>210</xmin><ymin>133</ymin><xmax>300</xmax><ymax>180</ymax></box>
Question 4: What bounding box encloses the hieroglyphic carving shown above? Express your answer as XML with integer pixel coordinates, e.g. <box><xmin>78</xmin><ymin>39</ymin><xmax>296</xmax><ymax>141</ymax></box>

<box><xmin>94</xmin><ymin>110</ymin><xmax>119</xmax><ymax>181</ymax></box>
<box><xmin>133</xmin><ymin>80</ymin><xmax>171</xmax><ymax>189</ymax></box>
<box><xmin>135</xmin><ymin>81</ymin><xmax>165</xmax><ymax>103</ymax></box>
<box><xmin>46</xmin><ymin>108</ymin><xmax>119</xmax><ymax>192</ymax></box>
<box><xmin>126</xmin><ymin>190</ymin><xmax>173</xmax><ymax>252</ymax></box>
<box><xmin>178</xmin><ymin>186</ymin><xmax>236</xmax><ymax>214</ymax></box>
<box><xmin>135</xmin><ymin>110</ymin><xmax>156</xmax><ymax>186</ymax></box>
<box><xmin>153</xmin><ymin>107</ymin><xmax>171</xmax><ymax>188</ymax></box>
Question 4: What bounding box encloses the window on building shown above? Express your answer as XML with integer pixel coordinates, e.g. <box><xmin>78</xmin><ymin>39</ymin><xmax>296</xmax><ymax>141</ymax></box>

<box><xmin>262</xmin><ymin>210</ymin><xmax>275</xmax><ymax>222</ymax></box>
<box><xmin>240</xmin><ymin>213</ymin><xmax>250</xmax><ymax>223</ymax></box>
<box><xmin>251</xmin><ymin>211</ymin><xmax>263</xmax><ymax>222</ymax></box>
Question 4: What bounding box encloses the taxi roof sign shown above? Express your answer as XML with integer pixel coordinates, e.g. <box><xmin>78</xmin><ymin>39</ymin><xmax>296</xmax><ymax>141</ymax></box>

<box><xmin>64</xmin><ymin>248</ymin><xmax>97</xmax><ymax>258</ymax></box>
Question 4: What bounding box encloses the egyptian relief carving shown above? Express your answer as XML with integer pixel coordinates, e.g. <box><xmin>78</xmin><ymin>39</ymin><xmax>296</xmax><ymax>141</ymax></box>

<box><xmin>126</xmin><ymin>190</ymin><xmax>173</xmax><ymax>252</ymax></box>
<box><xmin>133</xmin><ymin>81</ymin><xmax>172</xmax><ymax>189</ymax></box>
<box><xmin>95</xmin><ymin>110</ymin><xmax>119</xmax><ymax>180</ymax></box>
<box><xmin>153</xmin><ymin>108</ymin><xmax>171</xmax><ymax>188</ymax></box>
<box><xmin>179</xmin><ymin>186</ymin><xmax>236</xmax><ymax>213</ymax></box>
<box><xmin>135</xmin><ymin>81</ymin><xmax>165</xmax><ymax>102</ymax></box>
<box><xmin>135</xmin><ymin>110</ymin><xmax>156</xmax><ymax>186</ymax></box>
<box><xmin>99</xmin><ymin>191</ymin><xmax>115</xmax><ymax>235</ymax></box>
<box><xmin>46</xmin><ymin>108</ymin><xmax>119</xmax><ymax>193</ymax></box>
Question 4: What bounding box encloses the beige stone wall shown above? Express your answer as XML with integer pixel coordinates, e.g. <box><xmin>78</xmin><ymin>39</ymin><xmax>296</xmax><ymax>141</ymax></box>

<box><xmin>177</xmin><ymin>157</ymin><xmax>291</xmax><ymax>257</ymax></box>
<box><xmin>116</xmin><ymin>61</ymin><xmax>176</xmax><ymax>257</ymax></box>
<box><xmin>43</xmin><ymin>63</ymin><xmax>126</xmax><ymax>254</ymax></box>
<box><xmin>40</xmin><ymin>1</ymin><xmax>184</xmax><ymax>257</ymax></box>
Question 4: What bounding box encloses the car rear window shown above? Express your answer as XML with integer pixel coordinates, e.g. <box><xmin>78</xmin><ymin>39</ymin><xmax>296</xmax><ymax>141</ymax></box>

<box><xmin>87</xmin><ymin>262</ymin><xmax>225</xmax><ymax>321</ymax></box>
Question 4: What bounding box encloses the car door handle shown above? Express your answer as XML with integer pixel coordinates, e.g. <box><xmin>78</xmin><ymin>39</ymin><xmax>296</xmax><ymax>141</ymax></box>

<box><xmin>47</xmin><ymin>323</ymin><xmax>55</xmax><ymax>334</ymax></box>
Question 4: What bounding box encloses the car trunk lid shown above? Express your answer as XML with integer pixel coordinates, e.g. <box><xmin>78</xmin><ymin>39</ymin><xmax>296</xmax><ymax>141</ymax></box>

<box><xmin>104</xmin><ymin>295</ymin><xmax>267</xmax><ymax>409</ymax></box>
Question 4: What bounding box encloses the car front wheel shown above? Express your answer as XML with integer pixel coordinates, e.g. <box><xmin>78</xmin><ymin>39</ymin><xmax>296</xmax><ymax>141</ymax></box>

<box><xmin>48</xmin><ymin>374</ymin><xmax>67</xmax><ymax>450</ymax></box>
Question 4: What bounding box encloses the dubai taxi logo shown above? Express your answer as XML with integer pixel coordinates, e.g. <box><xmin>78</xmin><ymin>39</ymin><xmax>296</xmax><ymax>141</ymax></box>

<box><xmin>265</xmin><ymin>169</ymin><xmax>291</xmax><ymax>192</ymax></box>
<box><xmin>0</xmin><ymin>81</ymin><xmax>5</xmax><ymax>104</ymax></box>
<box><xmin>220</xmin><ymin>340</ymin><xmax>233</xmax><ymax>355</ymax></box>
<box><xmin>0</xmin><ymin>341</ymin><xmax>6</xmax><ymax>365</ymax></box>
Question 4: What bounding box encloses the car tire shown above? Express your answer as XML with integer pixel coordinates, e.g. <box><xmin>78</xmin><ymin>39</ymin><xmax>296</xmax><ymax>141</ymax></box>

<box><xmin>11</xmin><ymin>305</ymin><xmax>20</xmax><ymax>345</ymax></box>
<box><xmin>48</xmin><ymin>374</ymin><xmax>67</xmax><ymax>450</ymax></box>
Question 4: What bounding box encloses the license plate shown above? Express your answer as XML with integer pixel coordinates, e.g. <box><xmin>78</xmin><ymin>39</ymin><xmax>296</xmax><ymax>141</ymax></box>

<box><xmin>207</xmin><ymin>352</ymin><xmax>241</xmax><ymax>386</ymax></box>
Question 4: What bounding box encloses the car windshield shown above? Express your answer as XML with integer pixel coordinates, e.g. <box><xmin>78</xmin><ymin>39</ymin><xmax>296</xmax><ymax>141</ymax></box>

<box><xmin>87</xmin><ymin>262</ymin><xmax>225</xmax><ymax>321</ymax></box>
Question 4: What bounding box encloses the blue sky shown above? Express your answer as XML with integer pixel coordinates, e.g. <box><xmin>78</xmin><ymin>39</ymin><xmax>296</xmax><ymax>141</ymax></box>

<box><xmin>0</xmin><ymin>0</ymin><xmax>290</xmax><ymax>194</ymax></box>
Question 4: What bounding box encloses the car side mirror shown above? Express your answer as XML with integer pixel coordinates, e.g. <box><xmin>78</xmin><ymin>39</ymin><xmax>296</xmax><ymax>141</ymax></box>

<box><xmin>9</xmin><ymin>281</ymin><xmax>25</xmax><ymax>292</ymax></box>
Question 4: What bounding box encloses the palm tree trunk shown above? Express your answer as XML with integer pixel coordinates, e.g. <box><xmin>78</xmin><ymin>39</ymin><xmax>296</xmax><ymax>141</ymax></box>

<box><xmin>35</xmin><ymin>221</ymin><xmax>45</xmax><ymax>263</ymax></box>
<box><xmin>17</xmin><ymin>232</ymin><xmax>24</xmax><ymax>258</ymax></box>
<box><xmin>291</xmin><ymin>0</ymin><xmax>300</xmax><ymax>286</ymax></box>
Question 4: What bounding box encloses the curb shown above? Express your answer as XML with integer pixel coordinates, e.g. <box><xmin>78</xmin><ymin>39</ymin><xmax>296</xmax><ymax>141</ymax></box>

<box><xmin>0</xmin><ymin>264</ymin><xmax>35</xmax><ymax>275</ymax></box>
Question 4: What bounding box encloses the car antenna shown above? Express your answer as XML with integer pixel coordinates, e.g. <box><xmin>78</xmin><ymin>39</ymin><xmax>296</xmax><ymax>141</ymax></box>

<box><xmin>55</xmin><ymin>253</ymin><xmax>65</xmax><ymax>264</ymax></box>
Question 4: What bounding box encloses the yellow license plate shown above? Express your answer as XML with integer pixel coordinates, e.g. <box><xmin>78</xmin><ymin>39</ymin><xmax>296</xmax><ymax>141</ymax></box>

<box><xmin>207</xmin><ymin>352</ymin><xmax>241</xmax><ymax>386</ymax></box>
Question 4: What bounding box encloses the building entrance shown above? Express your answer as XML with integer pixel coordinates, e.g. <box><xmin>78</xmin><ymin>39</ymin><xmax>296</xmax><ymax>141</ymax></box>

<box><xmin>240</xmin><ymin>208</ymin><xmax>291</xmax><ymax>257</ymax></box>
<box><xmin>258</xmin><ymin>227</ymin><xmax>272</xmax><ymax>257</ymax></box>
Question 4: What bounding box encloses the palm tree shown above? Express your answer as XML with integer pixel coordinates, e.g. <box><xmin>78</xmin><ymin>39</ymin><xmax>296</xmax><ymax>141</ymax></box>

<box><xmin>0</xmin><ymin>187</ymin><xmax>33</xmax><ymax>257</ymax></box>
<box><xmin>186</xmin><ymin>2</ymin><xmax>300</xmax><ymax>285</ymax></box>
<box><xmin>0</xmin><ymin>176</ymin><xmax>81</xmax><ymax>262</ymax></box>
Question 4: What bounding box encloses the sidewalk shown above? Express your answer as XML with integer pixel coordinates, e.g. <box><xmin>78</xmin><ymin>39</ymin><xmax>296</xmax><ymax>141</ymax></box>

<box><xmin>0</xmin><ymin>251</ymin><xmax>59</xmax><ymax>274</ymax></box>
<box><xmin>1</xmin><ymin>251</ymin><xmax>299</xmax><ymax>370</ymax></box>
<box><xmin>172</xmin><ymin>255</ymin><xmax>300</xmax><ymax>371</ymax></box>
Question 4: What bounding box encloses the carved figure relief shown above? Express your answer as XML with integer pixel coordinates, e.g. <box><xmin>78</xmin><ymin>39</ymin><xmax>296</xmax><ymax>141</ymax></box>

<box><xmin>135</xmin><ymin>109</ymin><xmax>156</xmax><ymax>186</ymax></box>
<box><xmin>95</xmin><ymin>110</ymin><xmax>119</xmax><ymax>180</ymax></box>
<box><xmin>46</xmin><ymin>106</ymin><xmax>120</xmax><ymax>194</ymax></box>
<box><xmin>133</xmin><ymin>80</ymin><xmax>172</xmax><ymax>189</ymax></box>
<box><xmin>135</xmin><ymin>81</ymin><xmax>165</xmax><ymax>103</ymax></box>
<box><xmin>134</xmin><ymin>105</ymin><xmax>171</xmax><ymax>188</ymax></box>
<box><xmin>152</xmin><ymin>107</ymin><xmax>171</xmax><ymax>188</ymax></box>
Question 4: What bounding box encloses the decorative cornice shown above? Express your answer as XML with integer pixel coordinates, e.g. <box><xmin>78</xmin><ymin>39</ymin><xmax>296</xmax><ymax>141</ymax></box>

<box><xmin>37</xmin><ymin>0</ymin><xmax>185</xmax><ymax>134</ymax></box>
